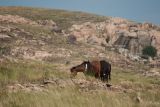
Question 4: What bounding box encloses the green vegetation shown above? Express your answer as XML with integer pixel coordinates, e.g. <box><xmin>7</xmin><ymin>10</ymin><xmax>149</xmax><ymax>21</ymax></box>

<box><xmin>0</xmin><ymin>47</ymin><xmax>10</xmax><ymax>55</ymax></box>
<box><xmin>0</xmin><ymin>60</ymin><xmax>160</xmax><ymax>107</ymax></box>
<box><xmin>142</xmin><ymin>46</ymin><xmax>157</xmax><ymax>58</ymax></box>
<box><xmin>0</xmin><ymin>60</ymin><xmax>59</xmax><ymax>85</ymax></box>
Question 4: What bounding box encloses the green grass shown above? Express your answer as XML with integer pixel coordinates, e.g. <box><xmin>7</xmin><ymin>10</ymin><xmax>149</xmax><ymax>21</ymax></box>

<box><xmin>0</xmin><ymin>60</ymin><xmax>160</xmax><ymax>107</ymax></box>
<box><xmin>0</xmin><ymin>60</ymin><xmax>63</xmax><ymax>85</ymax></box>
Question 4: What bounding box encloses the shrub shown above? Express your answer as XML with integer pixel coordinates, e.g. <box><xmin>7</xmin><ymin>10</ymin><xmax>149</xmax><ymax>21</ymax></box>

<box><xmin>68</xmin><ymin>35</ymin><xmax>76</xmax><ymax>44</ymax></box>
<box><xmin>0</xmin><ymin>47</ymin><xmax>10</xmax><ymax>55</ymax></box>
<box><xmin>142</xmin><ymin>46</ymin><xmax>157</xmax><ymax>58</ymax></box>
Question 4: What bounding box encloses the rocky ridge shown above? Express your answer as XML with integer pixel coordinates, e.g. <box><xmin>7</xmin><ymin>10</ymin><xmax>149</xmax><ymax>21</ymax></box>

<box><xmin>1</xmin><ymin>14</ymin><xmax>160</xmax><ymax>58</ymax></box>
<box><xmin>0</xmin><ymin>13</ymin><xmax>160</xmax><ymax>78</ymax></box>
<box><xmin>69</xmin><ymin>17</ymin><xmax>160</xmax><ymax>57</ymax></box>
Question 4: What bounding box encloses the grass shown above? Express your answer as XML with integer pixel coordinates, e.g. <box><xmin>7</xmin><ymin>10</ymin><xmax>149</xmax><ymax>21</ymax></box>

<box><xmin>0</xmin><ymin>6</ymin><xmax>108</xmax><ymax>29</ymax></box>
<box><xmin>0</xmin><ymin>60</ymin><xmax>160</xmax><ymax>107</ymax></box>
<box><xmin>0</xmin><ymin>88</ymin><xmax>135</xmax><ymax>107</ymax></box>
<box><xmin>1</xmin><ymin>85</ymin><xmax>159</xmax><ymax>107</ymax></box>
<box><xmin>0</xmin><ymin>60</ymin><xmax>62</xmax><ymax>85</ymax></box>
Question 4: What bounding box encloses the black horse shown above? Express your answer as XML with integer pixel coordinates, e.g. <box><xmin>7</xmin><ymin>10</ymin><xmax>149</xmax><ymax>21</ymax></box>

<box><xmin>100</xmin><ymin>60</ymin><xmax>111</xmax><ymax>82</ymax></box>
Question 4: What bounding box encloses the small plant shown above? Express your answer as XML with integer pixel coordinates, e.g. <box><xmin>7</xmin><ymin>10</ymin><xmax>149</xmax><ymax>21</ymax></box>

<box><xmin>142</xmin><ymin>46</ymin><xmax>157</xmax><ymax>58</ymax></box>
<box><xmin>0</xmin><ymin>47</ymin><xmax>10</xmax><ymax>55</ymax></box>
<box><xmin>68</xmin><ymin>35</ymin><xmax>77</xmax><ymax>44</ymax></box>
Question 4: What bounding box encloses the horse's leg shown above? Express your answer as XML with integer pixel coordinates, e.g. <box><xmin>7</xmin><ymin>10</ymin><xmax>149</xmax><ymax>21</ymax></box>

<box><xmin>103</xmin><ymin>69</ymin><xmax>107</xmax><ymax>82</ymax></box>
<box><xmin>109</xmin><ymin>72</ymin><xmax>111</xmax><ymax>80</ymax></box>
<box><xmin>109</xmin><ymin>64</ymin><xmax>111</xmax><ymax>80</ymax></box>
<box><xmin>100</xmin><ymin>75</ymin><xmax>103</xmax><ymax>81</ymax></box>
<box><xmin>108</xmin><ymin>69</ymin><xmax>111</xmax><ymax>81</ymax></box>
<box><xmin>95</xmin><ymin>73</ymin><xmax>99</xmax><ymax>78</ymax></box>
<box><xmin>106</xmin><ymin>74</ymin><xmax>109</xmax><ymax>83</ymax></box>
<box><xmin>105</xmin><ymin>70</ymin><xmax>109</xmax><ymax>83</ymax></box>
<box><xmin>100</xmin><ymin>70</ymin><xmax>104</xmax><ymax>81</ymax></box>
<box><xmin>102</xmin><ymin>74</ymin><xmax>104</xmax><ymax>81</ymax></box>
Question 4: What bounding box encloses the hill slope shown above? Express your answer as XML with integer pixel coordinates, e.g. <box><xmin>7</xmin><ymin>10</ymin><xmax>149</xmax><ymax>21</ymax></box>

<box><xmin>0</xmin><ymin>7</ymin><xmax>160</xmax><ymax>107</ymax></box>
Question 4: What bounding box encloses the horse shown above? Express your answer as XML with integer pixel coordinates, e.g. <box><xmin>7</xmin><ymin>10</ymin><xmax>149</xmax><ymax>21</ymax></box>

<box><xmin>70</xmin><ymin>60</ymin><xmax>111</xmax><ymax>82</ymax></box>
<box><xmin>100</xmin><ymin>60</ymin><xmax>111</xmax><ymax>82</ymax></box>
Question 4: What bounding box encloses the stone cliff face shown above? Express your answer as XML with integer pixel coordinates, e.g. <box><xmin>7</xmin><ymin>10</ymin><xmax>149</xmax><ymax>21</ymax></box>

<box><xmin>69</xmin><ymin>17</ymin><xmax>160</xmax><ymax>56</ymax></box>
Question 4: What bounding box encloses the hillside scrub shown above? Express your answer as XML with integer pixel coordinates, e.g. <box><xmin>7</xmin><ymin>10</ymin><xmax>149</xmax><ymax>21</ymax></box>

<box><xmin>142</xmin><ymin>46</ymin><xmax>157</xmax><ymax>58</ymax></box>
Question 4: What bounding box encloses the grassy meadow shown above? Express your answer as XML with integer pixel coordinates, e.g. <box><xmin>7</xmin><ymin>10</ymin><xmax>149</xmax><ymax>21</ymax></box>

<box><xmin>0</xmin><ymin>60</ymin><xmax>160</xmax><ymax>107</ymax></box>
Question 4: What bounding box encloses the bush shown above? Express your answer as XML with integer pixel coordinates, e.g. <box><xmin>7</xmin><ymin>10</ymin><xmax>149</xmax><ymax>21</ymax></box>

<box><xmin>68</xmin><ymin>35</ymin><xmax>76</xmax><ymax>44</ymax></box>
<box><xmin>142</xmin><ymin>46</ymin><xmax>157</xmax><ymax>58</ymax></box>
<box><xmin>0</xmin><ymin>47</ymin><xmax>10</xmax><ymax>55</ymax></box>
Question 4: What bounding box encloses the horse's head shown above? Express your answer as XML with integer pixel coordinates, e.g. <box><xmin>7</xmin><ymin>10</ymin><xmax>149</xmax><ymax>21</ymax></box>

<box><xmin>70</xmin><ymin>61</ymin><xmax>90</xmax><ymax>77</ymax></box>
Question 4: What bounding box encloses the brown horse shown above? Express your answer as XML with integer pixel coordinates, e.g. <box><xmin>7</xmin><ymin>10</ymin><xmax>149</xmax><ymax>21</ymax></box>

<box><xmin>70</xmin><ymin>61</ymin><xmax>91</xmax><ymax>77</ymax></box>
<box><xmin>70</xmin><ymin>60</ymin><xmax>111</xmax><ymax>82</ymax></box>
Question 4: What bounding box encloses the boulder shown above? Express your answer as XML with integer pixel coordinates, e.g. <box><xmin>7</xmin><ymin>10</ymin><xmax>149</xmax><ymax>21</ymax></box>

<box><xmin>68</xmin><ymin>34</ymin><xmax>77</xmax><ymax>44</ymax></box>
<box><xmin>0</xmin><ymin>33</ymin><xmax>11</xmax><ymax>39</ymax></box>
<box><xmin>37</xmin><ymin>20</ymin><xmax>56</xmax><ymax>27</ymax></box>
<box><xmin>0</xmin><ymin>34</ymin><xmax>11</xmax><ymax>43</ymax></box>
<box><xmin>52</xmin><ymin>26</ymin><xmax>62</xmax><ymax>33</ymax></box>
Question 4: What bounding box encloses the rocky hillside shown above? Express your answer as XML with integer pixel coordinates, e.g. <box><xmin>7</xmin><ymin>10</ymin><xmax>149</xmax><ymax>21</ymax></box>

<box><xmin>0</xmin><ymin>7</ymin><xmax>160</xmax><ymax>107</ymax></box>
<box><xmin>0</xmin><ymin>6</ymin><xmax>160</xmax><ymax>77</ymax></box>
<box><xmin>69</xmin><ymin>18</ymin><xmax>160</xmax><ymax>57</ymax></box>
<box><xmin>0</xmin><ymin>6</ymin><xmax>160</xmax><ymax>80</ymax></box>
<box><xmin>0</xmin><ymin>8</ymin><xmax>160</xmax><ymax>62</ymax></box>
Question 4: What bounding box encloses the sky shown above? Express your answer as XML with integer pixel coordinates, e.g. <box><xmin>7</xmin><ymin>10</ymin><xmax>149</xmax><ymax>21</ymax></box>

<box><xmin>0</xmin><ymin>0</ymin><xmax>160</xmax><ymax>25</ymax></box>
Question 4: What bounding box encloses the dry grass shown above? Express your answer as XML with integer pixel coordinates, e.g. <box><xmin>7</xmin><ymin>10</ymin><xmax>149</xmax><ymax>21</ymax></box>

<box><xmin>0</xmin><ymin>6</ymin><xmax>108</xmax><ymax>29</ymax></box>
<box><xmin>0</xmin><ymin>60</ymin><xmax>160</xmax><ymax>107</ymax></box>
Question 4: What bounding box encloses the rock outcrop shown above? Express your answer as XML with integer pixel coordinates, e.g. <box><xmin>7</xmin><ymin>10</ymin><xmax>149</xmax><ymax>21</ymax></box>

<box><xmin>69</xmin><ymin>17</ymin><xmax>160</xmax><ymax>56</ymax></box>
<box><xmin>0</xmin><ymin>14</ymin><xmax>160</xmax><ymax>62</ymax></box>
<box><xmin>0</xmin><ymin>14</ymin><xmax>37</xmax><ymax>25</ymax></box>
